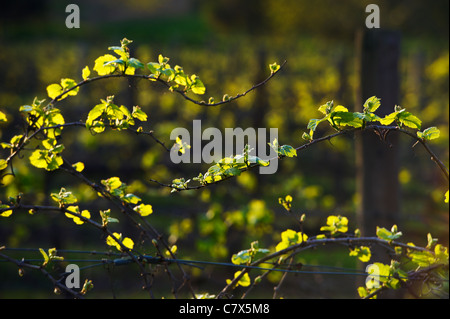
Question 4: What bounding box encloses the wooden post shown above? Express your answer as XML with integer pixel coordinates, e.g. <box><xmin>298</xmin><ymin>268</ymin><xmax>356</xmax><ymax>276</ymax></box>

<box><xmin>355</xmin><ymin>29</ymin><xmax>401</xmax><ymax>238</ymax></box>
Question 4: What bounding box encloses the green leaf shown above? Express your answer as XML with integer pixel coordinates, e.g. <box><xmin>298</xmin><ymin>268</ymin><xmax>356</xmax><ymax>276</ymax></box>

<box><xmin>60</xmin><ymin>78</ymin><xmax>79</xmax><ymax>96</ymax></box>
<box><xmin>426</xmin><ymin>233</ymin><xmax>438</xmax><ymax>250</ymax></box>
<box><xmin>94</xmin><ymin>54</ymin><xmax>117</xmax><ymax>75</ymax></box>
<box><xmin>158</xmin><ymin>54</ymin><xmax>169</xmax><ymax>65</ymax></box>
<box><xmin>65</xmin><ymin>206</ymin><xmax>91</xmax><ymax>225</ymax></box>
<box><xmin>269</xmin><ymin>62</ymin><xmax>280</xmax><ymax>74</ymax></box>
<box><xmin>39</xmin><ymin>248</ymin><xmax>50</xmax><ymax>266</ymax></box>
<box><xmin>123</xmin><ymin>193</ymin><xmax>141</xmax><ymax>204</ymax></box>
<box><xmin>132</xmin><ymin>106</ymin><xmax>148</xmax><ymax>121</ymax></box>
<box><xmin>330</xmin><ymin>111</ymin><xmax>364</xmax><ymax>128</ymax></box>
<box><xmin>276</xmin><ymin>229</ymin><xmax>308</xmax><ymax>252</ymax></box>
<box><xmin>247</xmin><ymin>155</ymin><xmax>270</xmax><ymax>167</ymax></box>
<box><xmin>127</xmin><ymin>58</ymin><xmax>144</xmax><ymax>69</ymax></box>
<box><xmin>190</xmin><ymin>75</ymin><xmax>206</xmax><ymax>95</ymax></box>
<box><xmin>279</xmin><ymin>145</ymin><xmax>297</xmax><ymax>157</ymax></box>
<box><xmin>223</xmin><ymin>167</ymin><xmax>241</xmax><ymax>177</ymax></box>
<box><xmin>278</xmin><ymin>195</ymin><xmax>293</xmax><ymax>212</ymax></box>
<box><xmin>134</xmin><ymin>204</ymin><xmax>153</xmax><ymax>216</ymax></box>
<box><xmin>51</xmin><ymin>187</ymin><xmax>78</xmax><ymax>206</ymax></box>
<box><xmin>417</xmin><ymin>127</ymin><xmax>440</xmax><ymax>141</ymax></box>
<box><xmin>72</xmin><ymin>162</ymin><xmax>85</xmax><ymax>172</ymax></box>
<box><xmin>397</xmin><ymin>111</ymin><xmax>421</xmax><ymax>129</ymax></box>
<box><xmin>307</xmin><ymin>118</ymin><xmax>323</xmax><ymax>132</ymax></box>
<box><xmin>318</xmin><ymin>101</ymin><xmax>335</xmax><ymax>115</ymax></box>
<box><xmin>408</xmin><ymin>249</ymin><xmax>435</xmax><ymax>267</ymax></box>
<box><xmin>228</xmin><ymin>271</ymin><xmax>251</xmax><ymax>287</ymax></box>
<box><xmin>231</xmin><ymin>243</ymin><xmax>270</xmax><ymax>265</ymax></box>
<box><xmin>349</xmin><ymin>246</ymin><xmax>371</xmax><ymax>262</ymax></box>
<box><xmin>102</xmin><ymin>177</ymin><xmax>123</xmax><ymax>191</ymax></box>
<box><xmin>320</xmin><ymin>215</ymin><xmax>348</xmax><ymax>235</ymax></box>
<box><xmin>0</xmin><ymin>205</ymin><xmax>13</xmax><ymax>217</ymax></box>
<box><xmin>86</xmin><ymin>102</ymin><xmax>107</xmax><ymax>126</ymax></box>
<box><xmin>29</xmin><ymin>149</ymin><xmax>63</xmax><ymax>171</ymax></box>
<box><xmin>302</xmin><ymin>132</ymin><xmax>312</xmax><ymax>141</ymax></box>
<box><xmin>0</xmin><ymin>159</ymin><xmax>7</xmax><ymax>170</ymax></box>
<box><xmin>19</xmin><ymin>105</ymin><xmax>33</xmax><ymax>113</ymax></box>
<box><xmin>0</xmin><ymin>110</ymin><xmax>8</xmax><ymax>122</ymax></box>
<box><xmin>2</xmin><ymin>134</ymin><xmax>23</xmax><ymax>148</ymax></box>
<box><xmin>46</xmin><ymin>83</ymin><xmax>63</xmax><ymax>99</ymax></box>
<box><xmin>147</xmin><ymin>62</ymin><xmax>161</xmax><ymax>75</ymax></box>
<box><xmin>379</xmin><ymin>112</ymin><xmax>398</xmax><ymax>125</ymax></box>
<box><xmin>103</xmin><ymin>59</ymin><xmax>126</xmax><ymax>67</ymax></box>
<box><xmin>376</xmin><ymin>225</ymin><xmax>402</xmax><ymax>241</ymax></box>
<box><xmin>363</xmin><ymin>96</ymin><xmax>381</xmax><ymax>113</ymax></box>
<box><xmin>100</xmin><ymin>209</ymin><xmax>119</xmax><ymax>226</ymax></box>
<box><xmin>82</xmin><ymin>66</ymin><xmax>90</xmax><ymax>80</ymax></box>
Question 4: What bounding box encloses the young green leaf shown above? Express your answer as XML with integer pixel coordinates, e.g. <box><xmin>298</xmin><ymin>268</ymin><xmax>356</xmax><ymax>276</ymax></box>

<box><xmin>363</xmin><ymin>96</ymin><xmax>381</xmax><ymax>113</ymax></box>
<box><xmin>376</xmin><ymin>225</ymin><xmax>402</xmax><ymax>241</ymax></box>
<box><xmin>46</xmin><ymin>84</ymin><xmax>63</xmax><ymax>100</ymax></box>
<box><xmin>82</xmin><ymin>66</ymin><xmax>90</xmax><ymax>80</ymax></box>
<box><xmin>279</xmin><ymin>145</ymin><xmax>297</xmax><ymax>158</ymax></box>
<box><xmin>29</xmin><ymin>149</ymin><xmax>64</xmax><ymax>171</ymax></box>
<box><xmin>349</xmin><ymin>246</ymin><xmax>372</xmax><ymax>262</ymax></box>
<box><xmin>320</xmin><ymin>215</ymin><xmax>349</xmax><ymax>235</ymax></box>
<box><xmin>86</xmin><ymin>102</ymin><xmax>107</xmax><ymax>127</ymax></box>
<box><xmin>132</xmin><ymin>106</ymin><xmax>148</xmax><ymax>121</ymax></box>
<box><xmin>0</xmin><ymin>110</ymin><xmax>7</xmax><ymax>122</ymax></box>
<box><xmin>51</xmin><ymin>188</ymin><xmax>78</xmax><ymax>207</ymax></box>
<box><xmin>278</xmin><ymin>195</ymin><xmax>293</xmax><ymax>212</ymax></box>
<box><xmin>65</xmin><ymin>206</ymin><xmax>91</xmax><ymax>225</ymax></box>
<box><xmin>226</xmin><ymin>271</ymin><xmax>251</xmax><ymax>287</ymax></box>
<box><xmin>72</xmin><ymin>162</ymin><xmax>85</xmax><ymax>172</ymax></box>
<box><xmin>330</xmin><ymin>111</ymin><xmax>364</xmax><ymax>128</ymax></box>
<box><xmin>127</xmin><ymin>58</ymin><xmax>144</xmax><ymax>69</ymax></box>
<box><xmin>1</xmin><ymin>204</ymin><xmax>13</xmax><ymax>217</ymax></box>
<box><xmin>0</xmin><ymin>159</ymin><xmax>7</xmax><ymax>171</ymax></box>
<box><xmin>39</xmin><ymin>248</ymin><xmax>50</xmax><ymax>266</ymax></box>
<box><xmin>269</xmin><ymin>62</ymin><xmax>280</xmax><ymax>74</ymax></box>
<box><xmin>417</xmin><ymin>127</ymin><xmax>440</xmax><ymax>141</ymax></box>
<box><xmin>94</xmin><ymin>54</ymin><xmax>117</xmax><ymax>75</ymax></box>
<box><xmin>397</xmin><ymin>111</ymin><xmax>421</xmax><ymax>129</ymax></box>
<box><xmin>106</xmin><ymin>232</ymin><xmax>134</xmax><ymax>251</ymax></box>
<box><xmin>134</xmin><ymin>204</ymin><xmax>153</xmax><ymax>216</ymax></box>
<box><xmin>190</xmin><ymin>75</ymin><xmax>206</xmax><ymax>95</ymax></box>
<box><xmin>276</xmin><ymin>229</ymin><xmax>308</xmax><ymax>252</ymax></box>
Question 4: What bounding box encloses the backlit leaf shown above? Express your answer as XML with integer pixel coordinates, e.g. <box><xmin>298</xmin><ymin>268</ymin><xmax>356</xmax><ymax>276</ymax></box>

<box><xmin>417</xmin><ymin>127</ymin><xmax>440</xmax><ymax>141</ymax></box>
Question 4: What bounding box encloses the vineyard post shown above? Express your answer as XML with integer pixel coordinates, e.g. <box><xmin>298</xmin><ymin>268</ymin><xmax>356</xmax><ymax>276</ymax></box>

<box><xmin>355</xmin><ymin>29</ymin><xmax>401</xmax><ymax>252</ymax></box>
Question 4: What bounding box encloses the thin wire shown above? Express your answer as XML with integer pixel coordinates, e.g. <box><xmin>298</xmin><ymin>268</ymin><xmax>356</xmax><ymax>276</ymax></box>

<box><xmin>3</xmin><ymin>247</ymin><xmax>447</xmax><ymax>281</ymax></box>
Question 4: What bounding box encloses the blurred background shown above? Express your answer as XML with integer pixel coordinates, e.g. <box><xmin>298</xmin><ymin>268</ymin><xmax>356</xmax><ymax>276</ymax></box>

<box><xmin>0</xmin><ymin>0</ymin><xmax>448</xmax><ymax>298</ymax></box>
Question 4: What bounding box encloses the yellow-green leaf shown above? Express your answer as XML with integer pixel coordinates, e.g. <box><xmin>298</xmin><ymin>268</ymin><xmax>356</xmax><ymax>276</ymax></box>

<box><xmin>106</xmin><ymin>232</ymin><xmax>134</xmax><ymax>251</ymax></box>
<box><xmin>94</xmin><ymin>54</ymin><xmax>117</xmax><ymax>76</ymax></box>
<box><xmin>47</xmin><ymin>83</ymin><xmax>63</xmax><ymax>99</ymax></box>
<box><xmin>132</xmin><ymin>106</ymin><xmax>148</xmax><ymax>121</ymax></box>
<box><xmin>0</xmin><ymin>110</ymin><xmax>7</xmax><ymax>122</ymax></box>
<box><xmin>39</xmin><ymin>248</ymin><xmax>50</xmax><ymax>266</ymax></box>
<box><xmin>122</xmin><ymin>237</ymin><xmax>134</xmax><ymax>250</ymax></box>
<box><xmin>349</xmin><ymin>246</ymin><xmax>371</xmax><ymax>262</ymax></box>
<box><xmin>106</xmin><ymin>232</ymin><xmax>121</xmax><ymax>247</ymax></box>
<box><xmin>82</xmin><ymin>66</ymin><xmax>90</xmax><ymax>80</ymax></box>
<box><xmin>0</xmin><ymin>209</ymin><xmax>13</xmax><ymax>217</ymax></box>
<box><xmin>134</xmin><ymin>203</ymin><xmax>153</xmax><ymax>216</ymax></box>
<box><xmin>0</xmin><ymin>159</ymin><xmax>7</xmax><ymax>171</ymax></box>
<box><xmin>72</xmin><ymin>162</ymin><xmax>85</xmax><ymax>172</ymax></box>
<box><xmin>269</xmin><ymin>62</ymin><xmax>280</xmax><ymax>74</ymax></box>
<box><xmin>417</xmin><ymin>127</ymin><xmax>440</xmax><ymax>141</ymax></box>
